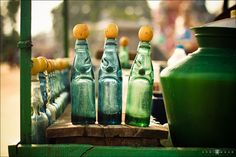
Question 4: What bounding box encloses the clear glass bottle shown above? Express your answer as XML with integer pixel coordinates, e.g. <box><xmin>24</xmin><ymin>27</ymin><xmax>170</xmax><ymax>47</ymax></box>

<box><xmin>98</xmin><ymin>23</ymin><xmax>122</xmax><ymax>125</ymax></box>
<box><xmin>71</xmin><ymin>24</ymin><xmax>96</xmax><ymax>124</ymax></box>
<box><xmin>125</xmin><ymin>26</ymin><xmax>154</xmax><ymax>127</ymax></box>
<box><xmin>167</xmin><ymin>45</ymin><xmax>186</xmax><ymax>67</ymax></box>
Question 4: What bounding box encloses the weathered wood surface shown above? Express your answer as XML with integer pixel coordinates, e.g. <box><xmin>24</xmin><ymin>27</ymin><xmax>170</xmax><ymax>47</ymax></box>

<box><xmin>46</xmin><ymin>104</ymin><xmax>168</xmax><ymax>146</ymax></box>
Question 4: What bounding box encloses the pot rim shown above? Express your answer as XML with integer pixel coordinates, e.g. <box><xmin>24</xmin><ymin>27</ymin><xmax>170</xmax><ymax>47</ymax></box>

<box><xmin>190</xmin><ymin>26</ymin><xmax>236</xmax><ymax>37</ymax></box>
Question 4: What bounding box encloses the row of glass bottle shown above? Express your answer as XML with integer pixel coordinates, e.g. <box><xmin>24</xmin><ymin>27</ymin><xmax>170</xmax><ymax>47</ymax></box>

<box><xmin>31</xmin><ymin>57</ymin><xmax>70</xmax><ymax>143</ymax></box>
<box><xmin>71</xmin><ymin>24</ymin><xmax>154</xmax><ymax>127</ymax></box>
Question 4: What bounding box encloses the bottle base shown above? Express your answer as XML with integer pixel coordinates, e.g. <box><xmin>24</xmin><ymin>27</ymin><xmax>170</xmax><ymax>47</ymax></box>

<box><xmin>98</xmin><ymin>112</ymin><xmax>121</xmax><ymax>125</ymax></box>
<box><xmin>125</xmin><ymin>114</ymin><xmax>150</xmax><ymax>127</ymax></box>
<box><xmin>71</xmin><ymin>115</ymin><xmax>96</xmax><ymax>125</ymax></box>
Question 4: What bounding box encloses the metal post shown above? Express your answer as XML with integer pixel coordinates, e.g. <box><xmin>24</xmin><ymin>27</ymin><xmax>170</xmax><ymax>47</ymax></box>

<box><xmin>18</xmin><ymin>0</ymin><xmax>32</xmax><ymax>144</ymax></box>
<box><xmin>63</xmin><ymin>0</ymin><xmax>69</xmax><ymax>57</ymax></box>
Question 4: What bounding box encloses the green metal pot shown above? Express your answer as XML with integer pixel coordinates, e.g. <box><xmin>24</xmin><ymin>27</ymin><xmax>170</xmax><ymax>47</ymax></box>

<box><xmin>160</xmin><ymin>26</ymin><xmax>236</xmax><ymax>147</ymax></box>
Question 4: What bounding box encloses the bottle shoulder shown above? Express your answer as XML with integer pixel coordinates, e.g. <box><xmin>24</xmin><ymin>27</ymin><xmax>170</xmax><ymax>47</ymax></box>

<box><xmin>129</xmin><ymin>71</ymin><xmax>154</xmax><ymax>83</ymax></box>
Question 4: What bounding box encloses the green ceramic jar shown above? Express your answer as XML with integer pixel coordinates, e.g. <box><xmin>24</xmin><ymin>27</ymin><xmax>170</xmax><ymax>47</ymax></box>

<box><xmin>160</xmin><ymin>26</ymin><xmax>236</xmax><ymax>147</ymax></box>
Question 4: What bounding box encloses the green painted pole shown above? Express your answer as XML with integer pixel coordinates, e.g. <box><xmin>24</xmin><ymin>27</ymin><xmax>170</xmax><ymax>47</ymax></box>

<box><xmin>18</xmin><ymin>0</ymin><xmax>32</xmax><ymax>144</ymax></box>
<box><xmin>63</xmin><ymin>0</ymin><xmax>69</xmax><ymax>57</ymax></box>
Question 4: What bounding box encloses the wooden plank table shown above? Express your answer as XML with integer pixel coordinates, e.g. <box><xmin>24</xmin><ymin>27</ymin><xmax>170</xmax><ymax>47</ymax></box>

<box><xmin>46</xmin><ymin>104</ymin><xmax>168</xmax><ymax>147</ymax></box>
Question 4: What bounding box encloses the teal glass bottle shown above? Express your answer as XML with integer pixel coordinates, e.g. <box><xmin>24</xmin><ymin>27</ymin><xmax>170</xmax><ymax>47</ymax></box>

<box><xmin>98</xmin><ymin>23</ymin><xmax>122</xmax><ymax>125</ymax></box>
<box><xmin>31</xmin><ymin>73</ymin><xmax>49</xmax><ymax>144</ymax></box>
<box><xmin>39</xmin><ymin>71</ymin><xmax>52</xmax><ymax>125</ymax></box>
<box><xmin>71</xmin><ymin>24</ymin><xmax>96</xmax><ymax>124</ymax></box>
<box><xmin>46</xmin><ymin>60</ymin><xmax>57</xmax><ymax>123</ymax></box>
<box><xmin>61</xmin><ymin>63</ymin><xmax>70</xmax><ymax>111</ymax></box>
<box><xmin>48</xmin><ymin>67</ymin><xmax>60</xmax><ymax>118</ymax></box>
<box><xmin>125</xmin><ymin>26</ymin><xmax>154</xmax><ymax>127</ymax></box>
<box><xmin>54</xmin><ymin>64</ymin><xmax>63</xmax><ymax>117</ymax></box>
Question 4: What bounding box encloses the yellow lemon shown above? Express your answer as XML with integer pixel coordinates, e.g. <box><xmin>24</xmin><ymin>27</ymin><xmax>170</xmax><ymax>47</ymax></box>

<box><xmin>31</xmin><ymin>58</ymin><xmax>41</xmax><ymax>75</ymax></box>
<box><xmin>49</xmin><ymin>59</ymin><xmax>56</xmax><ymax>71</ymax></box>
<box><xmin>119</xmin><ymin>36</ymin><xmax>129</xmax><ymax>46</ymax></box>
<box><xmin>73</xmin><ymin>24</ymin><xmax>89</xmax><ymax>39</ymax></box>
<box><xmin>62</xmin><ymin>58</ymin><xmax>70</xmax><ymax>69</ymax></box>
<box><xmin>105</xmin><ymin>23</ymin><xmax>118</xmax><ymax>39</ymax></box>
<box><xmin>52</xmin><ymin>60</ymin><xmax>59</xmax><ymax>71</ymax></box>
<box><xmin>56</xmin><ymin>58</ymin><xmax>64</xmax><ymax>70</ymax></box>
<box><xmin>65</xmin><ymin>58</ymin><xmax>71</xmax><ymax>68</ymax></box>
<box><xmin>138</xmin><ymin>26</ymin><xmax>153</xmax><ymax>42</ymax></box>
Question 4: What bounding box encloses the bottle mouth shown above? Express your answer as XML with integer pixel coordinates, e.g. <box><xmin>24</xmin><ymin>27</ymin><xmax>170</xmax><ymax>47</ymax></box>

<box><xmin>105</xmin><ymin>38</ymin><xmax>117</xmax><ymax>45</ymax></box>
<box><xmin>76</xmin><ymin>40</ymin><xmax>87</xmax><ymax>45</ymax></box>
<box><xmin>138</xmin><ymin>41</ymin><xmax>151</xmax><ymax>48</ymax></box>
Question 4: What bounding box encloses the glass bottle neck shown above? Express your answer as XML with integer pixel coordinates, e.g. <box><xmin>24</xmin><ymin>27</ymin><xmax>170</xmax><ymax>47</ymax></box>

<box><xmin>104</xmin><ymin>38</ymin><xmax>117</xmax><ymax>51</ymax></box>
<box><xmin>137</xmin><ymin>42</ymin><xmax>151</xmax><ymax>56</ymax></box>
<box><xmin>119</xmin><ymin>46</ymin><xmax>128</xmax><ymax>52</ymax></box>
<box><xmin>31</xmin><ymin>74</ymin><xmax>39</xmax><ymax>81</ymax></box>
<box><xmin>45</xmin><ymin>71</ymin><xmax>51</xmax><ymax>104</ymax></box>
<box><xmin>75</xmin><ymin>40</ymin><xmax>89</xmax><ymax>52</ymax></box>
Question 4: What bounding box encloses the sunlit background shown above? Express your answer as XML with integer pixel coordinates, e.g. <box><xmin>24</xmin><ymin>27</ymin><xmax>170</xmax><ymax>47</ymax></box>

<box><xmin>1</xmin><ymin>0</ymin><xmax>236</xmax><ymax>156</ymax></box>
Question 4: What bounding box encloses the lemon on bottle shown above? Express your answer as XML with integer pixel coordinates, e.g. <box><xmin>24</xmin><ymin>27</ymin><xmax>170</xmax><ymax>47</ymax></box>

<box><xmin>53</xmin><ymin>59</ymin><xmax>59</xmax><ymax>71</ymax></box>
<box><xmin>56</xmin><ymin>58</ymin><xmax>64</xmax><ymax>70</ymax></box>
<box><xmin>50</xmin><ymin>59</ymin><xmax>56</xmax><ymax>71</ymax></box>
<box><xmin>138</xmin><ymin>26</ymin><xmax>153</xmax><ymax>42</ymax></box>
<box><xmin>47</xmin><ymin>59</ymin><xmax>53</xmax><ymax>73</ymax></box>
<box><xmin>31</xmin><ymin>58</ymin><xmax>41</xmax><ymax>75</ymax></box>
<box><xmin>119</xmin><ymin>36</ymin><xmax>129</xmax><ymax>46</ymax></box>
<box><xmin>62</xmin><ymin>58</ymin><xmax>70</xmax><ymax>69</ymax></box>
<box><xmin>73</xmin><ymin>24</ymin><xmax>89</xmax><ymax>40</ymax></box>
<box><xmin>105</xmin><ymin>23</ymin><xmax>118</xmax><ymax>39</ymax></box>
<box><xmin>37</xmin><ymin>56</ymin><xmax>48</xmax><ymax>72</ymax></box>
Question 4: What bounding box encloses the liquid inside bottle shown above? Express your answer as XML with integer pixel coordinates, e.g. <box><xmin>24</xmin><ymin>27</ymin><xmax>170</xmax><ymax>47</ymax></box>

<box><xmin>98</xmin><ymin>38</ymin><xmax>122</xmax><ymax>125</ymax></box>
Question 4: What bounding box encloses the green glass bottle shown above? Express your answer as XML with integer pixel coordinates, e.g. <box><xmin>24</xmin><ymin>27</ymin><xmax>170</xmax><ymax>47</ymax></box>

<box><xmin>119</xmin><ymin>36</ymin><xmax>130</xmax><ymax>69</ymax></box>
<box><xmin>98</xmin><ymin>23</ymin><xmax>122</xmax><ymax>125</ymax></box>
<box><xmin>71</xmin><ymin>24</ymin><xmax>96</xmax><ymax>124</ymax></box>
<box><xmin>125</xmin><ymin>26</ymin><xmax>154</xmax><ymax>127</ymax></box>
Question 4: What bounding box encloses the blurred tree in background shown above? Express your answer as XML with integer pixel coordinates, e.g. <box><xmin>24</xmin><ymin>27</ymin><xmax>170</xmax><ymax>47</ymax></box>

<box><xmin>52</xmin><ymin>0</ymin><xmax>151</xmax><ymax>57</ymax></box>
<box><xmin>1</xmin><ymin>0</ymin><xmax>20</xmax><ymax>65</ymax></box>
